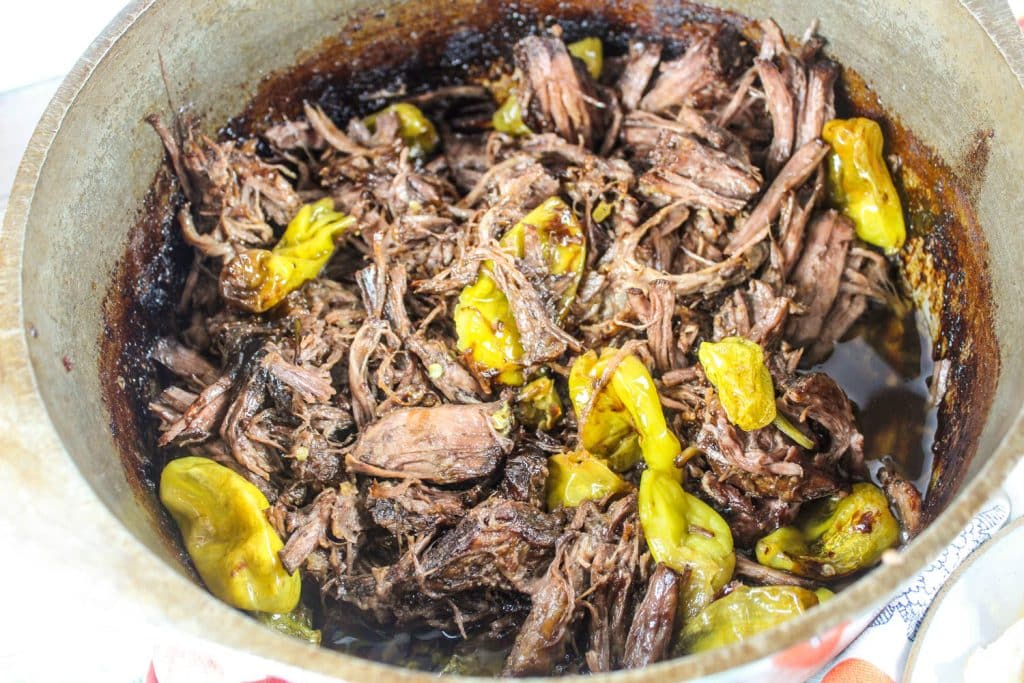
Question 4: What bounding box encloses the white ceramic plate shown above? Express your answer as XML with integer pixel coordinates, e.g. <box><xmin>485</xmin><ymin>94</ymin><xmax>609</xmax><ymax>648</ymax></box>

<box><xmin>905</xmin><ymin>516</ymin><xmax>1024</xmax><ymax>682</ymax></box>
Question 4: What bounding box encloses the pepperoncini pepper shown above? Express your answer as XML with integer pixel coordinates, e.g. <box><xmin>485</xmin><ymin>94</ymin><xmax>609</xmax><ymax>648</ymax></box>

<box><xmin>364</xmin><ymin>103</ymin><xmax>439</xmax><ymax>158</ymax></box>
<box><xmin>454</xmin><ymin>197</ymin><xmax>585</xmax><ymax>385</ymax></box>
<box><xmin>516</xmin><ymin>375</ymin><xmax>564</xmax><ymax>431</ymax></box>
<box><xmin>698</xmin><ymin>337</ymin><xmax>814</xmax><ymax>449</ymax></box>
<box><xmin>755</xmin><ymin>482</ymin><xmax>900</xmax><ymax>579</ymax></box>
<box><xmin>639</xmin><ymin>469</ymin><xmax>735</xmax><ymax>620</ymax></box>
<box><xmin>492</xmin><ymin>92</ymin><xmax>532</xmax><ymax>136</ymax></box>
<box><xmin>256</xmin><ymin>604</ymin><xmax>321</xmax><ymax>644</ymax></box>
<box><xmin>822</xmin><ymin>117</ymin><xmax>906</xmax><ymax>253</ymax></box>
<box><xmin>568</xmin><ymin>349</ymin><xmax>682</xmax><ymax>474</ymax></box>
<box><xmin>546</xmin><ymin>450</ymin><xmax>630</xmax><ymax>510</ymax></box>
<box><xmin>567</xmin><ymin>37</ymin><xmax>603</xmax><ymax>79</ymax></box>
<box><xmin>160</xmin><ymin>456</ymin><xmax>301</xmax><ymax>613</ymax></box>
<box><xmin>679</xmin><ymin>585</ymin><xmax>822</xmax><ymax>654</ymax></box>
<box><xmin>221</xmin><ymin>198</ymin><xmax>355</xmax><ymax>313</ymax></box>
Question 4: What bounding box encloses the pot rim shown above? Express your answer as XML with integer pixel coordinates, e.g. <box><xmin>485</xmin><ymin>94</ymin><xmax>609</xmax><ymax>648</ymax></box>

<box><xmin>2</xmin><ymin>1</ymin><xmax>1023</xmax><ymax>680</ymax></box>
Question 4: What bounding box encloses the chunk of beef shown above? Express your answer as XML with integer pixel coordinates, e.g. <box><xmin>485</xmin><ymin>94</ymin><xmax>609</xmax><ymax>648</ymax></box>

<box><xmin>734</xmin><ymin>554</ymin><xmax>820</xmax><ymax>589</ymax></box>
<box><xmin>346</xmin><ymin>402</ymin><xmax>514</xmax><ymax>484</ymax></box>
<box><xmin>444</xmin><ymin>132</ymin><xmax>490</xmax><ymax>192</ymax></box>
<box><xmin>699</xmin><ymin>471</ymin><xmax>801</xmax><ymax>548</ymax></box>
<box><xmin>786</xmin><ymin>210</ymin><xmax>855</xmax><ymax>346</ymax></box>
<box><xmin>148</xmin><ymin>115</ymin><xmax>300</xmax><ymax>254</ymax></box>
<box><xmin>348</xmin><ymin>264</ymin><xmax>394</xmax><ymax>427</ymax></box>
<box><xmin>796</xmin><ymin>60</ymin><xmax>838</xmax><ymax>148</ymax></box>
<box><xmin>628</xmin><ymin>281</ymin><xmax>677</xmax><ymax>372</ymax></box>
<box><xmin>756</xmin><ymin>58</ymin><xmax>796</xmax><ymax>177</ymax></box>
<box><xmin>502</xmin><ymin>538</ymin><xmax>587</xmax><ymax>675</ymax></box>
<box><xmin>152</xmin><ymin>337</ymin><xmax>220</xmax><ymax>389</ymax></box>
<box><xmin>697</xmin><ymin>397</ymin><xmax>842</xmax><ymax>502</ymax></box>
<box><xmin>279</xmin><ymin>488</ymin><xmax>337</xmax><ymax>574</ymax></box>
<box><xmin>805</xmin><ymin>247</ymin><xmax>895</xmax><ymax>362</ymax></box>
<box><xmin>583</xmin><ymin>495</ymin><xmax>643</xmax><ymax>672</ymax></box>
<box><xmin>640</xmin><ymin>38</ymin><xmax>716</xmax><ymax>112</ymax></box>
<box><xmin>221</xmin><ymin>366</ymin><xmax>282</xmax><ymax>480</ymax></box>
<box><xmin>418</xmin><ymin>498</ymin><xmax>565</xmax><ymax>595</ymax></box>
<box><xmin>712</xmin><ymin>279</ymin><xmax>791</xmax><ymax>348</ymax></box>
<box><xmin>879</xmin><ymin>459</ymin><xmax>924</xmax><ymax>538</ymax></box>
<box><xmin>262</xmin><ymin>118</ymin><xmax>324</xmax><ymax>151</ymax></box>
<box><xmin>261</xmin><ymin>347</ymin><xmax>336</xmax><ymax>404</ymax></box>
<box><xmin>637</xmin><ymin>130</ymin><xmax>762</xmax><ymax>212</ymax></box>
<box><xmin>504</xmin><ymin>496</ymin><xmax>641</xmax><ymax>675</ymax></box>
<box><xmin>366</xmin><ymin>480</ymin><xmax>468</xmax><ymax>535</ymax></box>
<box><xmin>153</xmin><ymin>375</ymin><xmax>233</xmax><ymax>447</ymax></box>
<box><xmin>383</xmin><ymin>264</ymin><xmax>483</xmax><ymax>403</ymax></box>
<box><xmin>497</xmin><ymin>447</ymin><xmax>550</xmax><ymax>509</ymax></box>
<box><xmin>622</xmin><ymin>564</ymin><xmax>681</xmax><ymax>669</ymax></box>
<box><xmin>779</xmin><ymin>372</ymin><xmax>865</xmax><ymax>474</ymax></box>
<box><xmin>617</xmin><ymin>41</ymin><xmax>663</xmax><ymax>111</ymax></box>
<box><xmin>726</xmin><ymin>139</ymin><xmax>829</xmax><ymax>254</ymax></box>
<box><xmin>514</xmin><ymin>36</ymin><xmax>604</xmax><ymax>148</ymax></box>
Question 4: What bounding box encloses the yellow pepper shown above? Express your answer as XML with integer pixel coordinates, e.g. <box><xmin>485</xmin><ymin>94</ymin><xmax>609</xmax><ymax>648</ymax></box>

<box><xmin>569</xmin><ymin>349</ymin><xmax>682</xmax><ymax>474</ymax></box>
<box><xmin>255</xmin><ymin>604</ymin><xmax>321</xmax><ymax>644</ymax></box>
<box><xmin>698</xmin><ymin>337</ymin><xmax>776</xmax><ymax>431</ymax></box>
<box><xmin>160</xmin><ymin>456</ymin><xmax>301</xmax><ymax>613</ymax></box>
<box><xmin>492</xmin><ymin>92</ymin><xmax>532</xmax><ymax>136</ymax></box>
<box><xmin>364</xmin><ymin>103</ymin><xmax>439</xmax><ymax>158</ymax></box>
<box><xmin>679</xmin><ymin>585</ymin><xmax>822</xmax><ymax>654</ymax></box>
<box><xmin>822</xmin><ymin>117</ymin><xmax>906</xmax><ymax>253</ymax></box>
<box><xmin>546</xmin><ymin>450</ymin><xmax>630</xmax><ymax>510</ymax></box>
<box><xmin>698</xmin><ymin>337</ymin><xmax>814</xmax><ymax>448</ymax></box>
<box><xmin>755</xmin><ymin>482</ymin><xmax>900</xmax><ymax>579</ymax></box>
<box><xmin>516</xmin><ymin>376</ymin><xmax>563</xmax><ymax>431</ymax></box>
<box><xmin>639</xmin><ymin>469</ymin><xmax>735</xmax><ymax>620</ymax></box>
<box><xmin>567</xmin><ymin>37</ymin><xmax>604</xmax><ymax>80</ymax></box>
<box><xmin>221</xmin><ymin>198</ymin><xmax>355</xmax><ymax>313</ymax></box>
<box><xmin>454</xmin><ymin>197</ymin><xmax>585</xmax><ymax>385</ymax></box>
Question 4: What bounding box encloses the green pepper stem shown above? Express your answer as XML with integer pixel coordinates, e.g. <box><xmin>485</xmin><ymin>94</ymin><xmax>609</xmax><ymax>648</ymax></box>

<box><xmin>772</xmin><ymin>413</ymin><xmax>815</xmax><ymax>449</ymax></box>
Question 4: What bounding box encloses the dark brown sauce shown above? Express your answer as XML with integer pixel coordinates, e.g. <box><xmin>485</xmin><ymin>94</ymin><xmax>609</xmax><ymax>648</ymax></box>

<box><xmin>817</xmin><ymin>305</ymin><xmax>936</xmax><ymax>492</ymax></box>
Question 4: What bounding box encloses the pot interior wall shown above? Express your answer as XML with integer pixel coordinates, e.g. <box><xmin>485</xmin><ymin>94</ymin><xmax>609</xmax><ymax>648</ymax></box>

<box><xmin>16</xmin><ymin>0</ymin><xmax>1024</xmax><ymax>676</ymax></box>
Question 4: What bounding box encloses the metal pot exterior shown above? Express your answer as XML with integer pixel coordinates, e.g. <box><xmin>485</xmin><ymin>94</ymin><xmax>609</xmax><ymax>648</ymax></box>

<box><xmin>2</xmin><ymin>1</ymin><xmax>1023</xmax><ymax>681</ymax></box>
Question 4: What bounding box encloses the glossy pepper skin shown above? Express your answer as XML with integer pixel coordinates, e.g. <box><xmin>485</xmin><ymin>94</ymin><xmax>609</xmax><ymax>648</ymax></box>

<box><xmin>567</xmin><ymin>37</ymin><xmax>603</xmax><ymax>79</ymax></box>
<box><xmin>569</xmin><ymin>349</ymin><xmax>681</xmax><ymax>474</ymax></box>
<box><xmin>698</xmin><ymin>337</ymin><xmax>776</xmax><ymax>431</ymax></box>
<box><xmin>822</xmin><ymin>117</ymin><xmax>906</xmax><ymax>253</ymax></box>
<box><xmin>160</xmin><ymin>456</ymin><xmax>301</xmax><ymax>613</ymax></box>
<box><xmin>516</xmin><ymin>376</ymin><xmax>564</xmax><ymax>431</ymax></box>
<box><xmin>679</xmin><ymin>585</ymin><xmax>821</xmax><ymax>654</ymax></box>
<box><xmin>221</xmin><ymin>199</ymin><xmax>355</xmax><ymax>313</ymax></box>
<box><xmin>454</xmin><ymin>197</ymin><xmax>585</xmax><ymax>385</ymax></box>
<box><xmin>698</xmin><ymin>337</ymin><xmax>813</xmax><ymax>448</ymax></box>
<box><xmin>755</xmin><ymin>482</ymin><xmax>900</xmax><ymax>579</ymax></box>
<box><xmin>546</xmin><ymin>450</ymin><xmax>629</xmax><ymax>510</ymax></box>
<box><xmin>256</xmin><ymin>605</ymin><xmax>321</xmax><ymax>644</ymax></box>
<box><xmin>639</xmin><ymin>469</ymin><xmax>736</xmax><ymax>619</ymax></box>
<box><xmin>364</xmin><ymin>103</ymin><xmax>439</xmax><ymax>158</ymax></box>
<box><xmin>492</xmin><ymin>93</ymin><xmax>532</xmax><ymax>136</ymax></box>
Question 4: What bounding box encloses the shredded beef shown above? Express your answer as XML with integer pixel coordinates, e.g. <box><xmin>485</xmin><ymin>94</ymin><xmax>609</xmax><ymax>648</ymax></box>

<box><xmin>147</xmin><ymin>19</ymin><xmax>918</xmax><ymax>675</ymax></box>
<box><xmin>622</xmin><ymin>564</ymin><xmax>682</xmax><ymax>668</ymax></box>
<box><xmin>514</xmin><ymin>36</ymin><xmax>604</xmax><ymax>148</ymax></box>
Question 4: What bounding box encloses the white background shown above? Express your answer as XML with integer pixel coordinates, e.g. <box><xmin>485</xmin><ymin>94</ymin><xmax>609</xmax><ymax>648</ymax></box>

<box><xmin>0</xmin><ymin>0</ymin><xmax>127</xmax><ymax>209</ymax></box>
